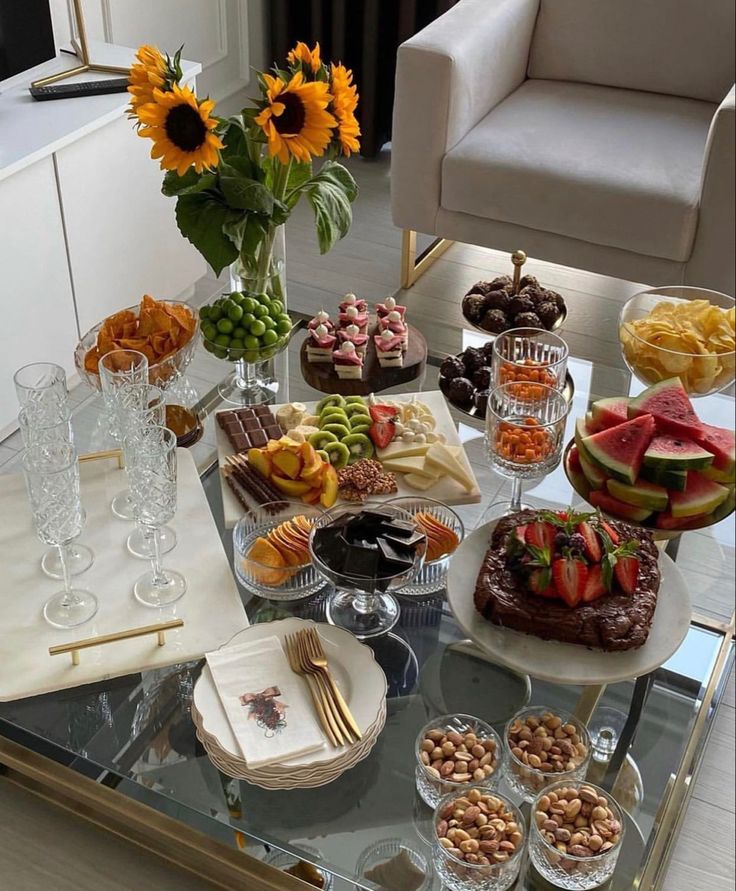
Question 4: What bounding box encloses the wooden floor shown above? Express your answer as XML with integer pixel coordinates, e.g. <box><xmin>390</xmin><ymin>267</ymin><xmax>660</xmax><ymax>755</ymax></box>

<box><xmin>1</xmin><ymin>149</ymin><xmax>733</xmax><ymax>890</ymax></box>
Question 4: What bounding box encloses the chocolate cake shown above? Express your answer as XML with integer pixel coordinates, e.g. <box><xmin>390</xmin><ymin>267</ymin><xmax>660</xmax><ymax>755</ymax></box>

<box><xmin>473</xmin><ymin>509</ymin><xmax>661</xmax><ymax>651</ymax></box>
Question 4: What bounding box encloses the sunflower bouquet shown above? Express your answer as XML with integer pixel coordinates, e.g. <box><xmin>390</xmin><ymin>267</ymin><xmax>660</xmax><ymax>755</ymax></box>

<box><xmin>128</xmin><ymin>42</ymin><xmax>360</xmax><ymax>305</ymax></box>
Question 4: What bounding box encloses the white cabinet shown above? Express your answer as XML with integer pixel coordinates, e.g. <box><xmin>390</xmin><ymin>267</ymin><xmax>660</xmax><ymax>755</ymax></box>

<box><xmin>0</xmin><ymin>158</ymin><xmax>79</xmax><ymax>430</ymax></box>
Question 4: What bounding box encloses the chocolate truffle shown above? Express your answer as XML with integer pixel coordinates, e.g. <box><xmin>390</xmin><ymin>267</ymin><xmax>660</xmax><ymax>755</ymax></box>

<box><xmin>474</xmin><ymin>389</ymin><xmax>490</xmax><ymax>415</ymax></box>
<box><xmin>518</xmin><ymin>274</ymin><xmax>540</xmax><ymax>291</ymax></box>
<box><xmin>461</xmin><ymin>347</ymin><xmax>485</xmax><ymax>373</ymax></box>
<box><xmin>473</xmin><ymin>365</ymin><xmax>493</xmax><ymax>390</ymax></box>
<box><xmin>537</xmin><ymin>301</ymin><xmax>560</xmax><ymax>329</ymax></box>
<box><xmin>440</xmin><ymin>355</ymin><xmax>466</xmax><ymax>381</ymax></box>
<box><xmin>448</xmin><ymin>377</ymin><xmax>475</xmax><ymax>406</ymax></box>
<box><xmin>485</xmin><ymin>289</ymin><xmax>512</xmax><ymax>311</ymax></box>
<box><xmin>481</xmin><ymin>341</ymin><xmax>497</xmax><ymax>363</ymax></box>
<box><xmin>462</xmin><ymin>293</ymin><xmax>487</xmax><ymax>323</ymax></box>
<box><xmin>513</xmin><ymin>311</ymin><xmax>543</xmax><ymax>329</ymax></box>
<box><xmin>480</xmin><ymin>309</ymin><xmax>509</xmax><ymax>334</ymax></box>
<box><xmin>488</xmin><ymin>275</ymin><xmax>513</xmax><ymax>292</ymax></box>
<box><xmin>508</xmin><ymin>295</ymin><xmax>535</xmax><ymax>317</ymax></box>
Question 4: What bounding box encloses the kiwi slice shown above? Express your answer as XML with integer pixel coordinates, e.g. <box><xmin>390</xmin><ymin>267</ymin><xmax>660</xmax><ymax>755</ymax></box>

<box><xmin>344</xmin><ymin>396</ymin><xmax>367</xmax><ymax>406</ymax></box>
<box><xmin>344</xmin><ymin>401</ymin><xmax>368</xmax><ymax>417</ymax></box>
<box><xmin>322</xmin><ymin>423</ymin><xmax>351</xmax><ymax>439</ymax></box>
<box><xmin>316</xmin><ymin>449</ymin><xmax>330</xmax><ymax>462</ymax></box>
<box><xmin>308</xmin><ymin>430</ymin><xmax>338</xmax><ymax>449</ymax></box>
<box><xmin>319</xmin><ymin>409</ymin><xmax>349</xmax><ymax>427</ymax></box>
<box><xmin>324</xmin><ymin>441</ymin><xmax>350</xmax><ymax>469</ymax></box>
<box><xmin>316</xmin><ymin>394</ymin><xmax>346</xmax><ymax>414</ymax></box>
<box><xmin>348</xmin><ymin>413</ymin><xmax>372</xmax><ymax>428</ymax></box>
<box><xmin>349</xmin><ymin>423</ymin><xmax>371</xmax><ymax>435</ymax></box>
<box><xmin>343</xmin><ymin>432</ymin><xmax>375</xmax><ymax>464</ymax></box>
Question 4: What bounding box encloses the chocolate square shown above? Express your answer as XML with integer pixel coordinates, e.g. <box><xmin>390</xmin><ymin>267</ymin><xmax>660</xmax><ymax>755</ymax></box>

<box><xmin>264</xmin><ymin>424</ymin><xmax>282</xmax><ymax>439</ymax></box>
<box><xmin>231</xmin><ymin>432</ymin><xmax>251</xmax><ymax>452</ymax></box>
<box><xmin>224</xmin><ymin>420</ymin><xmax>243</xmax><ymax>434</ymax></box>
<box><xmin>242</xmin><ymin>418</ymin><xmax>261</xmax><ymax>432</ymax></box>
<box><xmin>236</xmin><ymin>408</ymin><xmax>256</xmax><ymax>421</ymax></box>
<box><xmin>217</xmin><ymin>411</ymin><xmax>236</xmax><ymax>428</ymax></box>
<box><xmin>253</xmin><ymin>405</ymin><xmax>272</xmax><ymax>418</ymax></box>
<box><xmin>250</xmin><ymin>429</ymin><xmax>268</xmax><ymax>448</ymax></box>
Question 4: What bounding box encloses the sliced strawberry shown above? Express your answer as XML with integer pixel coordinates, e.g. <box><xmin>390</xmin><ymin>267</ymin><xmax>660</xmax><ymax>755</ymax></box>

<box><xmin>529</xmin><ymin>569</ymin><xmax>557</xmax><ymax>598</ymax></box>
<box><xmin>552</xmin><ymin>557</ymin><xmax>588</xmax><ymax>608</ymax></box>
<box><xmin>369</xmin><ymin>419</ymin><xmax>395</xmax><ymax>449</ymax></box>
<box><xmin>577</xmin><ymin>521</ymin><xmax>602</xmax><ymax>563</ymax></box>
<box><xmin>568</xmin><ymin>448</ymin><xmax>582</xmax><ymax>472</ymax></box>
<box><xmin>556</xmin><ymin>511</ymin><xmax>570</xmax><ymax>522</ymax></box>
<box><xmin>513</xmin><ymin>525</ymin><xmax>528</xmax><ymax>545</ymax></box>
<box><xmin>614</xmin><ymin>556</ymin><xmax>639</xmax><ymax>595</ymax></box>
<box><xmin>581</xmin><ymin>564</ymin><xmax>606</xmax><ymax>602</ymax></box>
<box><xmin>601</xmin><ymin>521</ymin><xmax>619</xmax><ymax>545</ymax></box>
<box><xmin>368</xmin><ymin>404</ymin><xmax>398</xmax><ymax>423</ymax></box>
<box><xmin>525</xmin><ymin>521</ymin><xmax>556</xmax><ymax>552</ymax></box>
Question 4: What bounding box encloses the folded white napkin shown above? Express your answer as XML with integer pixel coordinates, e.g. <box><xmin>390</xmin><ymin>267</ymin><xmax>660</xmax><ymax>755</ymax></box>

<box><xmin>205</xmin><ymin>636</ymin><xmax>325</xmax><ymax>769</ymax></box>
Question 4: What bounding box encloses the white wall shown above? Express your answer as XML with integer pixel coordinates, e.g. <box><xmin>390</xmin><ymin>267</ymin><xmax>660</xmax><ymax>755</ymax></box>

<box><xmin>49</xmin><ymin>0</ymin><xmax>260</xmax><ymax>103</ymax></box>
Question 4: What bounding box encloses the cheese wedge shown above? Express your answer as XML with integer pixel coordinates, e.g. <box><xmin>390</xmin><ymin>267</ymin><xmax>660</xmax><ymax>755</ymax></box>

<box><xmin>377</xmin><ymin>441</ymin><xmax>431</xmax><ymax>460</ymax></box>
<box><xmin>404</xmin><ymin>472</ymin><xmax>439</xmax><ymax>491</ymax></box>
<box><xmin>381</xmin><ymin>455</ymin><xmax>440</xmax><ymax>478</ymax></box>
<box><xmin>424</xmin><ymin>442</ymin><xmax>475</xmax><ymax>492</ymax></box>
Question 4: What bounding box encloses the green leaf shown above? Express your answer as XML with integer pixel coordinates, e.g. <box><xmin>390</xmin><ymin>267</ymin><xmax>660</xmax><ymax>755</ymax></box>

<box><xmin>283</xmin><ymin>161</ymin><xmax>313</xmax><ymax>209</ymax></box>
<box><xmin>175</xmin><ymin>193</ymin><xmax>240</xmax><ymax>275</ymax></box>
<box><xmin>218</xmin><ymin>160</ymin><xmax>275</xmax><ymax>213</ymax></box>
<box><xmin>222</xmin><ymin>214</ymin><xmax>268</xmax><ymax>256</ymax></box>
<box><xmin>303</xmin><ymin>160</ymin><xmax>359</xmax><ymax>254</ymax></box>
<box><xmin>162</xmin><ymin>168</ymin><xmax>217</xmax><ymax>197</ymax></box>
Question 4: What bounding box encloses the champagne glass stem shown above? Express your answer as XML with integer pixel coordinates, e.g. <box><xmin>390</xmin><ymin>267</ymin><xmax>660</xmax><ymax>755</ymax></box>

<box><xmin>149</xmin><ymin>526</ymin><xmax>167</xmax><ymax>586</ymax></box>
<box><xmin>235</xmin><ymin>357</ymin><xmax>256</xmax><ymax>391</ymax></box>
<box><xmin>509</xmin><ymin>477</ymin><xmax>523</xmax><ymax>513</ymax></box>
<box><xmin>59</xmin><ymin>544</ymin><xmax>73</xmax><ymax>602</ymax></box>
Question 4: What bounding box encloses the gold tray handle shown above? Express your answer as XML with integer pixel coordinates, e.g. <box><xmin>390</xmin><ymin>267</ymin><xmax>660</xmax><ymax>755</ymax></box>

<box><xmin>49</xmin><ymin>619</ymin><xmax>184</xmax><ymax>666</ymax></box>
<box><xmin>78</xmin><ymin>449</ymin><xmax>125</xmax><ymax>469</ymax></box>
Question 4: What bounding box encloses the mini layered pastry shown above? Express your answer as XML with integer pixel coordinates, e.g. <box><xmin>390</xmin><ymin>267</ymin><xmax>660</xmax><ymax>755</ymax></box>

<box><xmin>374</xmin><ymin>328</ymin><xmax>404</xmax><ymax>368</ymax></box>
<box><xmin>308</xmin><ymin>309</ymin><xmax>334</xmax><ymax>334</ymax></box>
<box><xmin>337</xmin><ymin>322</ymin><xmax>369</xmax><ymax>358</ymax></box>
<box><xmin>338</xmin><ymin>292</ymin><xmax>367</xmax><ymax>314</ymax></box>
<box><xmin>375</xmin><ymin>295</ymin><xmax>406</xmax><ymax>321</ymax></box>
<box><xmin>378</xmin><ymin>309</ymin><xmax>409</xmax><ymax>348</ymax></box>
<box><xmin>332</xmin><ymin>340</ymin><xmax>363</xmax><ymax>379</ymax></box>
<box><xmin>338</xmin><ymin>303</ymin><xmax>369</xmax><ymax>334</ymax></box>
<box><xmin>305</xmin><ymin>323</ymin><xmax>336</xmax><ymax>363</ymax></box>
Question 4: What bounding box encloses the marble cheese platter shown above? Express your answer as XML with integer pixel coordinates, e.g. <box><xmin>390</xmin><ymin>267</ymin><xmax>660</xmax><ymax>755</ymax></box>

<box><xmin>216</xmin><ymin>389</ymin><xmax>482</xmax><ymax>528</ymax></box>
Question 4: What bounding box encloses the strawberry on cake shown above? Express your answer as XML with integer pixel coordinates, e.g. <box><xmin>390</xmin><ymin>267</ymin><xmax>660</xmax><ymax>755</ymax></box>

<box><xmin>338</xmin><ymin>292</ymin><xmax>367</xmax><ymax>314</ymax></box>
<box><xmin>338</xmin><ymin>322</ymin><xmax>369</xmax><ymax>358</ymax></box>
<box><xmin>308</xmin><ymin>309</ymin><xmax>334</xmax><ymax>334</ymax></box>
<box><xmin>378</xmin><ymin>310</ymin><xmax>409</xmax><ymax>349</ymax></box>
<box><xmin>374</xmin><ymin>329</ymin><xmax>404</xmax><ymax>368</ymax></box>
<box><xmin>338</xmin><ymin>303</ymin><xmax>369</xmax><ymax>334</ymax></box>
<box><xmin>473</xmin><ymin>508</ymin><xmax>661</xmax><ymax>651</ymax></box>
<box><xmin>332</xmin><ymin>340</ymin><xmax>363</xmax><ymax>379</ymax></box>
<box><xmin>375</xmin><ymin>295</ymin><xmax>406</xmax><ymax>321</ymax></box>
<box><xmin>306</xmin><ymin>323</ymin><xmax>336</xmax><ymax>363</ymax></box>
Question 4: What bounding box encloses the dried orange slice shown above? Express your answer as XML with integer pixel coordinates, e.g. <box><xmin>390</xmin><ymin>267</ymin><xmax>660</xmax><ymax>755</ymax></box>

<box><xmin>244</xmin><ymin>536</ymin><xmax>288</xmax><ymax>585</ymax></box>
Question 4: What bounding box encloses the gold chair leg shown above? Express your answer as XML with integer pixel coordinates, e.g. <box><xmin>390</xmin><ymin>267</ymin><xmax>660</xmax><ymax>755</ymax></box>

<box><xmin>401</xmin><ymin>229</ymin><xmax>454</xmax><ymax>288</ymax></box>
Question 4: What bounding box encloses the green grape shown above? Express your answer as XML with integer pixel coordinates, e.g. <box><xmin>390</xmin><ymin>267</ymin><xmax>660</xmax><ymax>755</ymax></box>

<box><xmin>214</xmin><ymin>333</ymin><xmax>231</xmax><ymax>348</ymax></box>
<box><xmin>213</xmin><ymin>347</ymin><xmax>229</xmax><ymax>360</ymax></box>
<box><xmin>262</xmin><ymin>316</ymin><xmax>276</xmax><ymax>330</ymax></box>
<box><xmin>256</xmin><ymin>292</ymin><xmax>271</xmax><ymax>305</ymax></box>
<box><xmin>241</xmin><ymin>297</ymin><xmax>257</xmax><ymax>314</ymax></box>
<box><xmin>227</xmin><ymin>303</ymin><xmax>244</xmax><ymax>322</ymax></box>
<box><xmin>202</xmin><ymin>322</ymin><xmax>218</xmax><ymax>341</ymax></box>
<box><xmin>276</xmin><ymin>318</ymin><xmax>292</xmax><ymax>335</ymax></box>
<box><xmin>249</xmin><ymin>319</ymin><xmax>266</xmax><ymax>337</ymax></box>
<box><xmin>244</xmin><ymin>350</ymin><xmax>260</xmax><ymax>363</ymax></box>
<box><xmin>241</xmin><ymin>312</ymin><xmax>256</xmax><ymax>328</ymax></box>
<box><xmin>270</xmin><ymin>300</ymin><xmax>284</xmax><ymax>316</ymax></box>
<box><xmin>199</xmin><ymin>305</ymin><xmax>211</xmax><ymax>320</ymax></box>
<box><xmin>216</xmin><ymin>318</ymin><xmax>234</xmax><ymax>335</ymax></box>
<box><xmin>232</xmin><ymin>326</ymin><xmax>246</xmax><ymax>340</ymax></box>
<box><xmin>253</xmin><ymin>304</ymin><xmax>269</xmax><ymax>319</ymax></box>
<box><xmin>208</xmin><ymin>306</ymin><xmax>223</xmax><ymax>322</ymax></box>
<box><xmin>244</xmin><ymin>335</ymin><xmax>260</xmax><ymax>350</ymax></box>
<box><xmin>262</xmin><ymin>329</ymin><xmax>278</xmax><ymax>346</ymax></box>
<box><xmin>230</xmin><ymin>291</ymin><xmax>245</xmax><ymax>305</ymax></box>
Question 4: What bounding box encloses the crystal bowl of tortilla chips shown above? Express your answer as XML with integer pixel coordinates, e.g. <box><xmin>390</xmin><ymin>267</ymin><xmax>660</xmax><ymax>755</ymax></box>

<box><xmin>619</xmin><ymin>286</ymin><xmax>735</xmax><ymax>396</ymax></box>
<box><xmin>74</xmin><ymin>295</ymin><xmax>199</xmax><ymax>391</ymax></box>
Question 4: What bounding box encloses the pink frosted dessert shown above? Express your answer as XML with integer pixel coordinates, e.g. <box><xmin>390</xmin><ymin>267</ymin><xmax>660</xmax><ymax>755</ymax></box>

<box><xmin>332</xmin><ymin>341</ymin><xmax>363</xmax><ymax>379</ymax></box>
<box><xmin>308</xmin><ymin>309</ymin><xmax>334</xmax><ymax>334</ymax></box>
<box><xmin>375</xmin><ymin>295</ymin><xmax>406</xmax><ymax>320</ymax></box>
<box><xmin>337</xmin><ymin>323</ymin><xmax>369</xmax><ymax>358</ymax></box>
<box><xmin>378</xmin><ymin>310</ymin><xmax>409</xmax><ymax>348</ymax></box>
<box><xmin>338</xmin><ymin>292</ymin><xmax>367</xmax><ymax>314</ymax></box>
<box><xmin>306</xmin><ymin>323</ymin><xmax>336</xmax><ymax>363</ymax></box>
<box><xmin>374</xmin><ymin>329</ymin><xmax>404</xmax><ymax>368</ymax></box>
<box><xmin>338</xmin><ymin>303</ymin><xmax>369</xmax><ymax>333</ymax></box>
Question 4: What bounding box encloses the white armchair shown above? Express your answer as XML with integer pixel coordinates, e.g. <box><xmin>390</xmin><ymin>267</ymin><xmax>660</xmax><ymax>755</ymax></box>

<box><xmin>391</xmin><ymin>0</ymin><xmax>735</xmax><ymax>295</ymax></box>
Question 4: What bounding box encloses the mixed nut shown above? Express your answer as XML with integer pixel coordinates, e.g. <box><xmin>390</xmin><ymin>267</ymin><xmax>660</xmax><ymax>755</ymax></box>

<box><xmin>506</xmin><ymin>711</ymin><xmax>589</xmax><ymax>792</ymax></box>
<box><xmin>436</xmin><ymin>789</ymin><xmax>523</xmax><ymax>866</ymax></box>
<box><xmin>533</xmin><ymin>784</ymin><xmax>622</xmax><ymax>863</ymax></box>
<box><xmin>419</xmin><ymin>726</ymin><xmax>499</xmax><ymax>785</ymax></box>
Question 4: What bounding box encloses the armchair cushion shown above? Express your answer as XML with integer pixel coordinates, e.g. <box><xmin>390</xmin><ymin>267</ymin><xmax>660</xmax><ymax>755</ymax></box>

<box><xmin>528</xmin><ymin>0</ymin><xmax>735</xmax><ymax>103</ymax></box>
<box><xmin>441</xmin><ymin>80</ymin><xmax>716</xmax><ymax>262</ymax></box>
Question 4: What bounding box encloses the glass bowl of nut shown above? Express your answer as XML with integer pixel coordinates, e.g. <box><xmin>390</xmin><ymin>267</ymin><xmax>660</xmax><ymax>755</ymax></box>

<box><xmin>503</xmin><ymin>707</ymin><xmax>591</xmax><ymax>803</ymax></box>
<box><xmin>415</xmin><ymin>714</ymin><xmax>503</xmax><ymax>808</ymax></box>
<box><xmin>529</xmin><ymin>781</ymin><xmax>625</xmax><ymax>889</ymax></box>
<box><xmin>433</xmin><ymin>787</ymin><xmax>525</xmax><ymax>891</ymax></box>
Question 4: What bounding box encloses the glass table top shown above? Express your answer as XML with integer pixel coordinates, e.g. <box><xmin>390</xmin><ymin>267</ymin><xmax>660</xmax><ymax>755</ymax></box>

<box><xmin>0</xmin><ymin>304</ymin><xmax>733</xmax><ymax>890</ymax></box>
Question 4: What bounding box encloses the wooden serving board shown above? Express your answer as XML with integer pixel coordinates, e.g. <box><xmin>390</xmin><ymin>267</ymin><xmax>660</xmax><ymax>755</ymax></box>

<box><xmin>299</xmin><ymin>324</ymin><xmax>427</xmax><ymax>396</ymax></box>
<box><xmin>216</xmin><ymin>390</ymin><xmax>481</xmax><ymax>528</ymax></box>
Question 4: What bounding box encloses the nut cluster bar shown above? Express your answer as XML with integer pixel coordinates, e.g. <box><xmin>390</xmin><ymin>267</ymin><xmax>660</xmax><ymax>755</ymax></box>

<box><xmin>217</xmin><ymin>405</ymin><xmax>282</xmax><ymax>453</ymax></box>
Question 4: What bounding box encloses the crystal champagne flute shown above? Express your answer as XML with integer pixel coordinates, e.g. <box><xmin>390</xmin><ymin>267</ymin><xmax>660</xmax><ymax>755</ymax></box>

<box><xmin>14</xmin><ymin>362</ymin><xmax>68</xmax><ymax>423</ymax></box>
<box><xmin>124</xmin><ymin>425</ymin><xmax>186</xmax><ymax>607</ymax></box>
<box><xmin>23</xmin><ymin>443</ymin><xmax>98</xmax><ymax>628</ymax></box>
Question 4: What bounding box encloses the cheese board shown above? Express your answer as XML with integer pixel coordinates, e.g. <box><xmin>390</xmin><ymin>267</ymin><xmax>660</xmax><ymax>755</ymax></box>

<box><xmin>216</xmin><ymin>390</ymin><xmax>482</xmax><ymax>528</ymax></box>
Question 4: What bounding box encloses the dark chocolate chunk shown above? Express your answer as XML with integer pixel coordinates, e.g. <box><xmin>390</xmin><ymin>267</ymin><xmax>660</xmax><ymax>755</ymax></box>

<box><xmin>231</xmin><ymin>432</ymin><xmax>250</xmax><ymax>451</ymax></box>
<box><xmin>242</xmin><ymin>418</ymin><xmax>261</xmax><ymax>432</ymax></box>
<box><xmin>250</xmin><ymin>429</ymin><xmax>268</xmax><ymax>447</ymax></box>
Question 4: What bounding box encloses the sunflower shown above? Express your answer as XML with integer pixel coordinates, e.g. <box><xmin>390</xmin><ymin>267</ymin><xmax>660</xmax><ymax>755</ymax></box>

<box><xmin>255</xmin><ymin>72</ymin><xmax>337</xmax><ymax>164</ymax></box>
<box><xmin>287</xmin><ymin>41</ymin><xmax>322</xmax><ymax>74</ymax></box>
<box><xmin>330</xmin><ymin>63</ymin><xmax>360</xmax><ymax>156</ymax></box>
<box><xmin>127</xmin><ymin>44</ymin><xmax>168</xmax><ymax>115</ymax></box>
<box><xmin>136</xmin><ymin>83</ymin><xmax>223</xmax><ymax>175</ymax></box>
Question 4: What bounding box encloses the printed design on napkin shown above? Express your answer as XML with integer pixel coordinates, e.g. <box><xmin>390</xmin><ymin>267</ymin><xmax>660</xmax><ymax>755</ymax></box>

<box><xmin>240</xmin><ymin>685</ymin><xmax>287</xmax><ymax>737</ymax></box>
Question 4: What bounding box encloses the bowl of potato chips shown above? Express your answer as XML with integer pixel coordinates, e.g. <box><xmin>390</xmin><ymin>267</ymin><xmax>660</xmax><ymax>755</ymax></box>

<box><xmin>619</xmin><ymin>287</ymin><xmax>735</xmax><ymax>396</ymax></box>
<box><xmin>75</xmin><ymin>295</ymin><xmax>199</xmax><ymax>392</ymax></box>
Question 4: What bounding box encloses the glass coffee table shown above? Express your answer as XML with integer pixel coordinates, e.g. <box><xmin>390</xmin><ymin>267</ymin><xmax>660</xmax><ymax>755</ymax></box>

<box><xmin>0</xmin><ymin>308</ymin><xmax>733</xmax><ymax>891</ymax></box>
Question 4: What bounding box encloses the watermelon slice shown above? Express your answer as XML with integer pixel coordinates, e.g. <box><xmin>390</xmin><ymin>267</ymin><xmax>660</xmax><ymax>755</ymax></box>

<box><xmin>574</xmin><ymin>417</ymin><xmax>594</xmax><ymax>454</ymax></box>
<box><xmin>607</xmin><ymin>478</ymin><xmax>669</xmax><ymax>512</ymax></box>
<box><xmin>669</xmin><ymin>471</ymin><xmax>730</xmax><ymax>518</ymax></box>
<box><xmin>583</xmin><ymin>415</ymin><xmax>655</xmax><ymax>485</ymax></box>
<box><xmin>628</xmin><ymin>378</ymin><xmax>702</xmax><ymax>439</ymax></box>
<box><xmin>643</xmin><ymin>435</ymin><xmax>714</xmax><ymax>471</ymax></box>
<box><xmin>591</xmin><ymin>396</ymin><xmax>630</xmax><ymax>429</ymax></box>
<box><xmin>656</xmin><ymin>511</ymin><xmax>710</xmax><ymax>531</ymax></box>
<box><xmin>588</xmin><ymin>490</ymin><xmax>653</xmax><ymax>523</ymax></box>
<box><xmin>693</xmin><ymin>423</ymin><xmax>735</xmax><ymax>475</ymax></box>
<box><xmin>566</xmin><ymin>447</ymin><xmax>591</xmax><ymax>496</ymax></box>
<box><xmin>579</xmin><ymin>448</ymin><xmax>608</xmax><ymax>490</ymax></box>
<box><xmin>640</xmin><ymin>463</ymin><xmax>687</xmax><ymax>491</ymax></box>
<box><xmin>702</xmin><ymin>464</ymin><xmax>736</xmax><ymax>484</ymax></box>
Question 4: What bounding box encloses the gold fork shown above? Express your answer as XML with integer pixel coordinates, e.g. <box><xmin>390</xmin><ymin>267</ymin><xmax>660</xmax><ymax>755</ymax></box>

<box><xmin>302</xmin><ymin>627</ymin><xmax>363</xmax><ymax>742</ymax></box>
<box><xmin>295</xmin><ymin>631</ymin><xmax>354</xmax><ymax>745</ymax></box>
<box><xmin>283</xmin><ymin>634</ymin><xmax>339</xmax><ymax>748</ymax></box>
